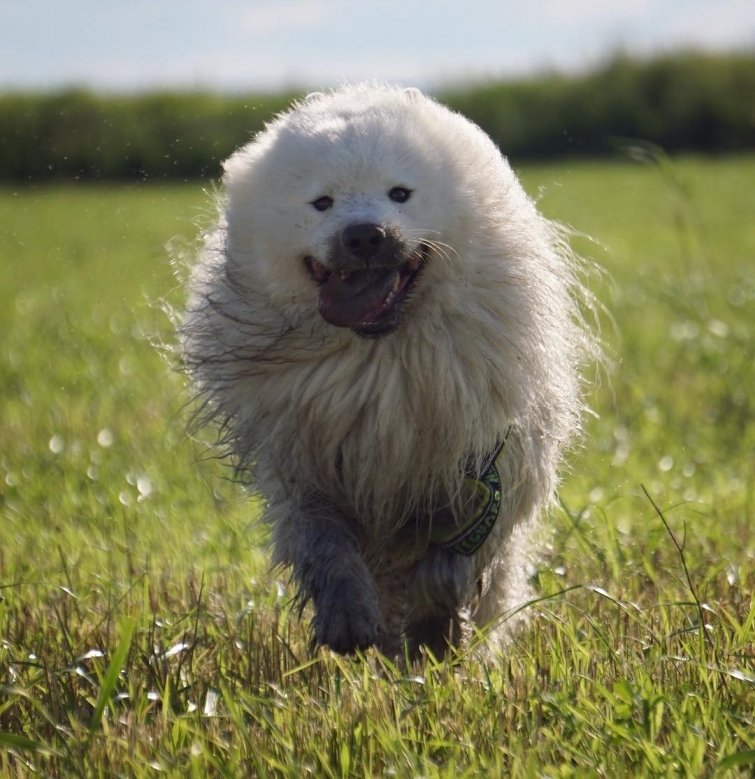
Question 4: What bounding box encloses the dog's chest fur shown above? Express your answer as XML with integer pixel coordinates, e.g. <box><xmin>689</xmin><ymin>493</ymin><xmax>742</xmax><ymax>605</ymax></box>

<box><xmin>245</xmin><ymin>318</ymin><xmax>515</xmax><ymax>538</ymax></box>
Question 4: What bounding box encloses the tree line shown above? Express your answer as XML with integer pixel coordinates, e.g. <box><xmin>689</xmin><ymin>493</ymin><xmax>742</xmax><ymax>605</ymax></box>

<box><xmin>0</xmin><ymin>51</ymin><xmax>753</xmax><ymax>182</ymax></box>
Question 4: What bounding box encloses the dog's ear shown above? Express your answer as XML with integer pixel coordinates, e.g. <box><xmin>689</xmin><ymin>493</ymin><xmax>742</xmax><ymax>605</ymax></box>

<box><xmin>304</xmin><ymin>91</ymin><xmax>326</xmax><ymax>103</ymax></box>
<box><xmin>403</xmin><ymin>87</ymin><xmax>423</xmax><ymax>102</ymax></box>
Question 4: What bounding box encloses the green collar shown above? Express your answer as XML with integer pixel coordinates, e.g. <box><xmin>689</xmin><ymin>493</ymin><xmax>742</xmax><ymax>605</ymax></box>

<box><xmin>430</xmin><ymin>431</ymin><xmax>509</xmax><ymax>556</ymax></box>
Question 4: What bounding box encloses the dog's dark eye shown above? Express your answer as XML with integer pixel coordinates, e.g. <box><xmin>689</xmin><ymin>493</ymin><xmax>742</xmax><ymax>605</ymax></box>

<box><xmin>388</xmin><ymin>187</ymin><xmax>412</xmax><ymax>204</ymax></box>
<box><xmin>311</xmin><ymin>195</ymin><xmax>333</xmax><ymax>212</ymax></box>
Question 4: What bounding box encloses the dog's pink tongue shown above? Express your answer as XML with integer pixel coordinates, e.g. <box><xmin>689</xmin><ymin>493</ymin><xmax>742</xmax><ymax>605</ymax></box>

<box><xmin>318</xmin><ymin>269</ymin><xmax>398</xmax><ymax>328</ymax></box>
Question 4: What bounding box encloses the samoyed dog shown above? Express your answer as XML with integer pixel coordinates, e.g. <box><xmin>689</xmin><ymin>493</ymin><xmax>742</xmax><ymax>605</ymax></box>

<box><xmin>181</xmin><ymin>84</ymin><xmax>595</xmax><ymax>658</ymax></box>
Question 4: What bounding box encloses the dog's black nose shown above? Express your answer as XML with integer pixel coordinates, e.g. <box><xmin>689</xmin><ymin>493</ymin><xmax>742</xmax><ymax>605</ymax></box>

<box><xmin>342</xmin><ymin>223</ymin><xmax>385</xmax><ymax>259</ymax></box>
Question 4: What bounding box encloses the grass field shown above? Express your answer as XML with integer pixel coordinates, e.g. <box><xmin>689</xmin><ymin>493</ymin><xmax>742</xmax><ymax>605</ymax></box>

<box><xmin>1</xmin><ymin>155</ymin><xmax>754</xmax><ymax>777</ymax></box>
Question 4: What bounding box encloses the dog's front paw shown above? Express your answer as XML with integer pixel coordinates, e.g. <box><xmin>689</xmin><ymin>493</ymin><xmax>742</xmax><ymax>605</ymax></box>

<box><xmin>312</xmin><ymin>577</ymin><xmax>381</xmax><ymax>654</ymax></box>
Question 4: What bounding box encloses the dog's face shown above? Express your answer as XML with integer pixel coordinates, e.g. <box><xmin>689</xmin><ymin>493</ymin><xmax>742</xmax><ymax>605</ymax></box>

<box><xmin>222</xmin><ymin>89</ymin><xmax>482</xmax><ymax>337</ymax></box>
<box><xmin>302</xmin><ymin>189</ymin><xmax>429</xmax><ymax>338</ymax></box>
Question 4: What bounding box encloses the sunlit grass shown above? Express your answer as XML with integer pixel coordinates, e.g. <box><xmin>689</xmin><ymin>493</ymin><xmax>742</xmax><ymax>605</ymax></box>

<box><xmin>1</xmin><ymin>158</ymin><xmax>754</xmax><ymax>776</ymax></box>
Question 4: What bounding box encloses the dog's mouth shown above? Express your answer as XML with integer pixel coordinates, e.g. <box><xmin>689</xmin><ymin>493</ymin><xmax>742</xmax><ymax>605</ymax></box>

<box><xmin>305</xmin><ymin>244</ymin><xmax>428</xmax><ymax>336</ymax></box>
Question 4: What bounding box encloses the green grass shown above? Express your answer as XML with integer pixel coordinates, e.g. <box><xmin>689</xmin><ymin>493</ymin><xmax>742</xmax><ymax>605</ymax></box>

<box><xmin>1</xmin><ymin>156</ymin><xmax>754</xmax><ymax>777</ymax></box>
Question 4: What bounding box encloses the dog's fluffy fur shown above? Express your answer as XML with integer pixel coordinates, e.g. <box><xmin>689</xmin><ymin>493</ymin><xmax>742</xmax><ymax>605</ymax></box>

<box><xmin>181</xmin><ymin>84</ymin><xmax>595</xmax><ymax>657</ymax></box>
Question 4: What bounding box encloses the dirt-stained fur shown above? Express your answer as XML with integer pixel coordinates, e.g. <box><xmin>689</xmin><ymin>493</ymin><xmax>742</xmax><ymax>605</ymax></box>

<box><xmin>180</xmin><ymin>84</ymin><xmax>597</xmax><ymax>658</ymax></box>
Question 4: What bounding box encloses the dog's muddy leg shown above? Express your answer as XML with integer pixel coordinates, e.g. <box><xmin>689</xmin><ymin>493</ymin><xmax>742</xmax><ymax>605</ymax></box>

<box><xmin>404</xmin><ymin>547</ymin><xmax>476</xmax><ymax>659</ymax></box>
<box><xmin>371</xmin><ymin>565</ymin><xmax>414</xmax><ymax>657</ymax></box>
<box><xmin>275</xmin><ymin>500</ymin><xmax>381</xmax><ymax>654</ymax></box>
<box><xmin>405</xmin><ymin>612</ymin><xmax>466</xmax><ymax>660</ymax></box>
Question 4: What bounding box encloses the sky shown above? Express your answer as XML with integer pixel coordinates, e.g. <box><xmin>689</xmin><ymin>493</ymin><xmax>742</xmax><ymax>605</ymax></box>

<box><xmin>1</xmin><ymin>0</ymin><xmax>754</xmax><ymax>93</ymax></box>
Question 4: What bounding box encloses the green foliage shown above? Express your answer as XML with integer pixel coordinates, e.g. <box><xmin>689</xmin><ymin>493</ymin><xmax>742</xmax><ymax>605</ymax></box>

<box><xmin>444</xmin><ymin>51</ymin><xmax>755</xmax><ymax>159</ymax></box>
<box><xmin>1</xmin><ymin>156</ymin><xmax>754</xmax><ymax>776</ymax></box>
<box><xmin>0</xmin><ymin>91</ymin><xmax>295</xmax><ymax>182</ymax></box>
<box><xmin>1</xmin><ymin>52</ymin><xmax>755</xmax><ymax>182</ymax></box>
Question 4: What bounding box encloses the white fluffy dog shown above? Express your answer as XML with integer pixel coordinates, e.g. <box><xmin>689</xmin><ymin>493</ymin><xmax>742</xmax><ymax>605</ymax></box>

<box><xmin>181</xmin><ymin>84</ymin><xmax>595</xmax><ymax>657</ymax></box>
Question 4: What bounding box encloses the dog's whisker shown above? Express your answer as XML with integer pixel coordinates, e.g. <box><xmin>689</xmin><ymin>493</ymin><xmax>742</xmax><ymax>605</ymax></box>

<box><xmin>401</xmin><ymin>230</ymin><xmax>459</xmax><ymax>266</ymax></box>
<box><xmin>423</xmin><ymin>239</ymin><xmax>459</xmax><ymax>266</ymax></box>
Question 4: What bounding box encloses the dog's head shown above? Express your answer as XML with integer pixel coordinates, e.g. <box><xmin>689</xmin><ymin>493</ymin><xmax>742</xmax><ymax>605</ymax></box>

<box><xmin>220</xmin><ymin>85</ymin><xmax>508</xmax><ymax>338</ymax></box>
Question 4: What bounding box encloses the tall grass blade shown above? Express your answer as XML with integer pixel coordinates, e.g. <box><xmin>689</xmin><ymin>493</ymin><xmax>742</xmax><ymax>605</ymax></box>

<box><xmin>87</xmin><ymin>618</ymin><xmax>135</xmax><ymax>737</ymax></box>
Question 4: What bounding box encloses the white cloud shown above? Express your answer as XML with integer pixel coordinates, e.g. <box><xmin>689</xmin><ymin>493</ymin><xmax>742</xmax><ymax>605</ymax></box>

<box><xmin>0</xmin><ymin>0</ymin><xmax>753</xmax><ymax>92</ymax></box>
<box><xmin>543</xmin><ymin>0</ymin><xmax>654</xmax><ymax>23</ymax></box>
<box><xmin>241</xmin><ymin>1</ymin><xmax>333</xmax><ymax>35</ymax></box>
